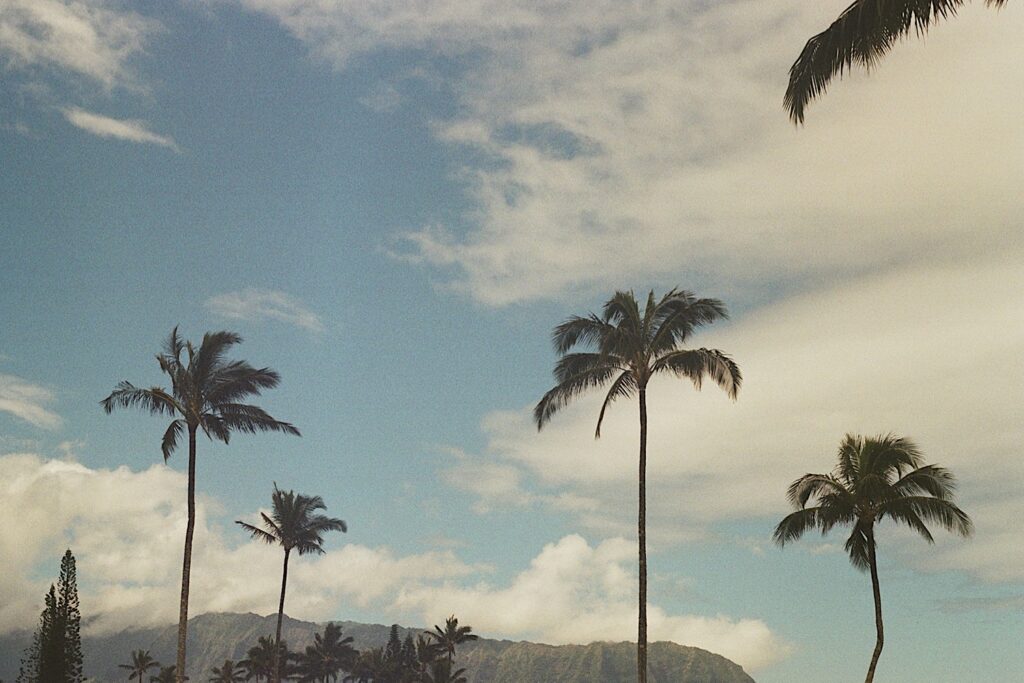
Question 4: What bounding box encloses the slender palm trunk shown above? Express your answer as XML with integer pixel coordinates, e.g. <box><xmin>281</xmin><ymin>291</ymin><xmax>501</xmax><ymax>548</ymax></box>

<box><xmin>864</xmin><ymin>528</ymin><xmax>884</xmax><ymax>683</ymax></box>
<box><xmin>637</xmin><ymin>388</ymin><xmax>648</xmax><ymax>683</ymax></box>
<box><xmin>177</xmin><ymin>426</ymin><xmax>197</xmax><ymax>683</ymax></box>
<box><xmin>274</xmin><ymin>548</ymin><xmax>291</xmax><ymax>683</ymax></box>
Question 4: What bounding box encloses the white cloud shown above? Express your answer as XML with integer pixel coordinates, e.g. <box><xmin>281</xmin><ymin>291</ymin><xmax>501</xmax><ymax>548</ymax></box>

<box><xmin>205</xmin><ymin>289</ymin><xmax>324</xmax><ymax>333</ymax></box>
<box><xmin>62</xmin><ymin>108</ymin><xmax>179</xmax><ymax>150</ymax></box>
<box><xmin>0</xmin><ymin>374</ymin><xmax>62</xmax><ymax>429</ymax></box>
<box><xmin>445</xmin><ymin>254</ymin><xmax>1024</xmax><ymax>581</ymax></box>
<box><xmin>394</xmin><ymin>534</ymin><xmax>788</xmax><ymax>672</ymax></box>
<box><xmin>0</xmin><ymin>454</ymin><xmax>786</xmax><ymax>671</ymax></box>
<box><xmin>238</xmin><ymin>0</ymin><xmax>1023</xmax><ymax>305</ymax></box>
<box><xmin>0</xmin><ymin>0</ymin><xmax>157</xmax><ymax>89</ymax></box>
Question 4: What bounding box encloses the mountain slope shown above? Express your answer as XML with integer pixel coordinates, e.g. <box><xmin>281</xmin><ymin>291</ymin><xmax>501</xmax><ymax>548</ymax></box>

<box><xmin>0</xmin><ymin>612</ymin><xmax>756</xmax><ymax>682</ymax></box>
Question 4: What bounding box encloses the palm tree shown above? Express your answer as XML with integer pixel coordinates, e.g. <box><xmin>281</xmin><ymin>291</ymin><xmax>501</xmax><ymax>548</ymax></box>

<box><xmin>344</xmin><ymin>648</ymin><xmax>385</xmax><ymax>683</ymax></box>
<box><xmin>236</xmin><ymin>486</ymin><xmax>346</xmax><ymax>682</ymax></box>
<box><xmin>785</xmin><ymin>0</ymin><xmax>1010</xmax><ymax>123</ymax></box>
<box><xmin>425</xmin><ymin>616</ymin><xmax>477</xmax><ymax>666</ymax></box>
<box><xmin>209</xmin><ymin>660</ymin><xmax>247</xmax><ymax>683</ymax></box>
<box><xmin>535</xmin><ymin>288</ymin><xmax>740</xmax><ymax>683</ymax></box>
<box><xmin>773</xmin><ymin>434</ymin><xmax>973</xmax><ymax>683</ymax></box>
<box><xmin>120</xmin><ymin>650</ymin><xmax>159</xmax><ymax>683</ymax></box>
<box><xmin>291</xmin><ymin>623</ymin><xmax>357</xmax><ymax>683</ymax></box>
<box><xmin>102</xmin><ymin>328</ymin><xmax>300</xmax><ymax>681</ymax></box>
<box><xmin>241</xmin><ymin>636</ymin><xmax>283</xmax><ymax>682</ymax></box>
<box><xmin>152</xmin><ymin>666</ymin><xmax>187</xmax><ymax>683</ymax></box>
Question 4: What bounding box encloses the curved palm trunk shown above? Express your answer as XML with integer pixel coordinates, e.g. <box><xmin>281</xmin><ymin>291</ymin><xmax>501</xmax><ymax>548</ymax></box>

<box><xmin>637</xmin><ymin>388</ymin><xmax>648</xmax><ymax>683</ymax></box>
<box><xmin>177</xmin><ymin>427</ymin><xmax>197</xmax><ymax>683</ymax></box>
<box><xmin>274</xmin><ymin>548</ymin><xmax>291</xmax><ymax>683</ymax></box>
<box><xmin>864</xmin><ymin>529</ymin><xmax>884</xmax><ymax>683</ymax></box>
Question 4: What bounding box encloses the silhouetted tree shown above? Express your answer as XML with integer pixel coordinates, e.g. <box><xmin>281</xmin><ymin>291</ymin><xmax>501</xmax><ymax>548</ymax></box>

<box><xmin>16</xmin><ymin>550</ymin><xmax>83</xmax><ymax>682</ymax></box>
<box><xmin>236</xmin><ymin>486</ymin><xmax>345</xmax><ymax>683</ymax></box>
<box><xmin>291</xmin><ymin>623</ymin><xmax>356</xmax><ymax>683</ymax></box>
<box><xmin>774</xmin><ymin>434</ymin><xmax>973</xmax><ymax>683</ymax></box>
<box><xmin>241</xmin><ymin>636</ymin><xmax>284</xmax><ymax>682</ymax></box>
<box><xmin>151</xmin><ymin>666</ymin><xmax>187</xmax><ymax>683</ymax></box>
<box><xmin>535</xmin><ymin>289</ymin><xmax>740</xmax><ymax>683</ymax></box>
<box><xmin>785</xmin><ymin>0</ymin><xmax>1011</xmax><ymax>123</ymax></box>
<box><xmin>120</xmin><ymin>650</ymin><xmax>160</xmax><ymax>683</ymax></box>
<box><xmin>425</xmin><ymin>616</ymin><xmax>477</xmax><ymax>667</ymax></box>
<box><xmin>208</xmin><ymin>660</ymin><xmax>246</xmax><ymax>683</ymax></box>
<box><xmin>103</xmin><ymin>328</ymin><xmax>299</xmax><ymax>681</ymax></box>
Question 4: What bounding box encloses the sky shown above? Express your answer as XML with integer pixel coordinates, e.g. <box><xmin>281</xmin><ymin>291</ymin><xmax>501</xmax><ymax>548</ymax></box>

<box><xmin>0</xmin><ymin>0</ymin><xmax>1021</xmax><ymax>680</ymax></box>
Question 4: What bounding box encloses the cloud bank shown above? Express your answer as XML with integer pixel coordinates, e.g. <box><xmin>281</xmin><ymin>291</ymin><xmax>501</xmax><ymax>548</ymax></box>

<box><xmin>0</xmin><ymin>453</ymin><xmax>784</xmax><ymax>672</ymax></box>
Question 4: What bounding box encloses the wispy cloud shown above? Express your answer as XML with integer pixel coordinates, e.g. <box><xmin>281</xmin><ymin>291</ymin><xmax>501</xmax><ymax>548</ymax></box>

<box><xmin>62</xmin><ymin>108</ymin><xmax>180</xmax><ymax>150</ymax></box>
<box><xmin>240</xmin><ymin>0</ymin><xmax>1023</xmax><ymax>305</ymax></box>
<box><xmin>205</xmin><ymin>288</ymin><xmax>324</xmax><ymax>333</ymax></box>
<box><xmin>0</xmin><ymin>0</ymin><xmax>157</xmax><ymax>89</ymax></box>
<box><xmin>0</xmin><ymin>374</ymin><xmax>62</xmax><ymax>429</ymax></box>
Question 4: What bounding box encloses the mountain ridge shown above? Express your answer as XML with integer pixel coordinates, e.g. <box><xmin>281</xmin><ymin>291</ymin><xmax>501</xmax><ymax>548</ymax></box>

<box><xmin>0</xmin><ymin>611</ymin><xmax>756</xmax><ymax>682</ymax></box>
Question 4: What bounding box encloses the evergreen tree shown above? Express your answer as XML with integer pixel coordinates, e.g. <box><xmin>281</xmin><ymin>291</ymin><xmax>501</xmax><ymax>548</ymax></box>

<box><xmin>57</xmin><ymin>550</ymin><xmax>84</xmax><ymax>682</ymax></box>
<box><xmin>16</xmin><ymin>549</ymin><xmax>85</xmax><ymax>683</ymax></box>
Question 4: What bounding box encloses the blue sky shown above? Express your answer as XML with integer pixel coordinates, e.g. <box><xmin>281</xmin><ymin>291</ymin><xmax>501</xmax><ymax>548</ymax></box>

<box><xmin>1</xmin><ymin>1</ymin><xmax>1022</xmax><ymax>680</ymax></box>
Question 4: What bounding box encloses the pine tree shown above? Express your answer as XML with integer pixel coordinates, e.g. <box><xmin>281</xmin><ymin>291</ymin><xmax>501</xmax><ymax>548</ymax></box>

<box><xmin>57</xmin><ymin>550</ymin><xmax>84</xmax><ymax>682</ymax></box>
<box><xmin>16</xmin><ymin>550</ymin><xmax>85</xmax><ymax>682</ymax></box>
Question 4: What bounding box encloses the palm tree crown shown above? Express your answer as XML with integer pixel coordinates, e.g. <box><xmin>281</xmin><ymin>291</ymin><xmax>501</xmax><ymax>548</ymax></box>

<box><xmin>534</xmin><ymin>288</ymin><xmax>740</xmax><ymax>683</ymax></box>
<box><xmin>773</xmin><ymin>434</ymin><xmax>972</xmax><ymax>683</ymax></box>
<box><xmin>237</xmin><ymin>485</ymin><xmax>347</xmax><ymax>555</ymax></box>
<box><xmin>102</xmin><ymin>328</ymin><xmax>300</xmax><ymax>459</ymax></box>
<box><xmin>534</xmin><ymin>289</ymin><xmax>739</xmax><ymax>432</ymax></box>
<box><xmin>208</xmin><ymin>660</ymin><xmax>247</xmax><ymax>683</ymax></box>
<box><xmin>786</xmin><ymin>0</ymin><xmax>1010</xmax><ymax>123</ymax></box>
<box><xmin>120</xmin><ymin>650</ymin><xmax>160</xmax><ymax>683</ymax></box>
<box><xmin>426</xmin><ymin>616</ymin><xmax>478</xmax><ymax>665</ymax></box>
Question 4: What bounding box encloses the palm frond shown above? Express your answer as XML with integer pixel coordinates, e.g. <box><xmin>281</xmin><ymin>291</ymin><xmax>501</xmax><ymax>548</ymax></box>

<box><xmin>534</xmin><ymin>363</ymin><xmax>619</xmax><ymax>429</ymax></box>
<box><xmin>160</xmin><ymin>419</ymin><xmax>185</xmax><ymax>462</ymax></box>
<box><xmin>891</xmin><ymin>464</ymin><xmax>958</xmax><ymax>499</ymax></box>
<box><xmin>773</xmin><ymin>507</ymin><xmax>823</xmax><ymax>546</ymax></box>
<box><xmin>551</xmin><ymin>315</ymin><xmax>614</xmax><ymax>354</ymax></box>
<box><xmin>214</xmin><ymin>404</ymin><xmax>301</xmax><ymax>436</ymax></box>
<box><xmin>206</xmin><ymin>362</ymin><xmax>282</xmax><ymax>404</ymax></box>
<box><xmin>844</xmin><ymin>523</ymin><xmax>872</xmax><ymax>571</ymax></box>
<box><xmin>101</xmin><ymin>383</ymin><xmax>179</xmax><ymax>416</ymax></box>
<box><xmin>595</xmin><ymin>371</ymin><xmax>638</xmax><ymax>438</ymax></box>
<box><xmin>649</xmin><ymin>292</ymin><xmax>728</xmax><ymax>352</ymax></box>
<box><xmin>236</xmin><ymin>520</ymin><xmax>279</xmax><ymax>545</ymax></box>
<box><xmin>784</xmin><ymin>0</ymin><xmax>1007</xmax><ymax>123</ymax></box>
<box><xmin>193</xmin><ymin>330</ymin><xmax>243</xmax><ymax>385</ymax></box>
<box><xmin>881</xmin><ymin>496</ymin><xmax>973</xmax><ymax>536</ymax></box>
<box><xmin>785</xmin><ymin>473</ymin><xmax>851</xmax><ymax>509</ymax></box>
<box><xmin>651</xmin><ymin>348</ymin><xmax>741</xmax><ymax>399</ymax></box>
<box><xmin>602</xmin><ymin>290</ymin><xmax>643</xmax><ymax>333</ymax></box>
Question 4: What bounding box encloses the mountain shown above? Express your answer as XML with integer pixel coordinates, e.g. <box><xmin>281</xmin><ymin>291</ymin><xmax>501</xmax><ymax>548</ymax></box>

<box><xmin>0</xmin><ymin>612</ymin><xmax>756</xmax><ymax>682</ymax></box>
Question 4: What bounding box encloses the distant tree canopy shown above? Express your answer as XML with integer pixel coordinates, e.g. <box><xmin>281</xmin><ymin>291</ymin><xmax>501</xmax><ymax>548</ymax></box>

<box><xmin>17</xmin><ymin>550</ymin><xmax>83</xmax><ymax>683</ymax></box>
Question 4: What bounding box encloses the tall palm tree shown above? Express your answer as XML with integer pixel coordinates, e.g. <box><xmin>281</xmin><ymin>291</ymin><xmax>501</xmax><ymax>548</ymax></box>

<box><xmin>120</xmin><ymin>650</ymin><xmax>159</xmax><ymax>683</ymax></box>
<box><xmin>236</xmin><ymin>486</ymin><xmax>346</xmax><ymax>682</ymax></box>
<box><xmin>103</xmin><ymin>328</ymin><xmax>299</xmax><ymax>681</ymax></box>
<box><xmin>209</xmin><ymin>660</ymin><xmax>247</xmax><ymax>683</ymax></box>
<box><xmin>773</xmin><ymin>434</ymin><xmax>972</xmax><ymax>683</ymax></box>
<box><xmin>785</xmin><ymin>0</ymin><xmax>1010</xmax><ymax>123</ymax></box>
<box><xmin>425</xmin><ymin>616</ymin><xmax>477</xmax><ymax>666</ymax></box>
<box><xmin>535</xmin><ymin>288</ymin><xmax>740</xmax><ymax>683</ymax></box>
